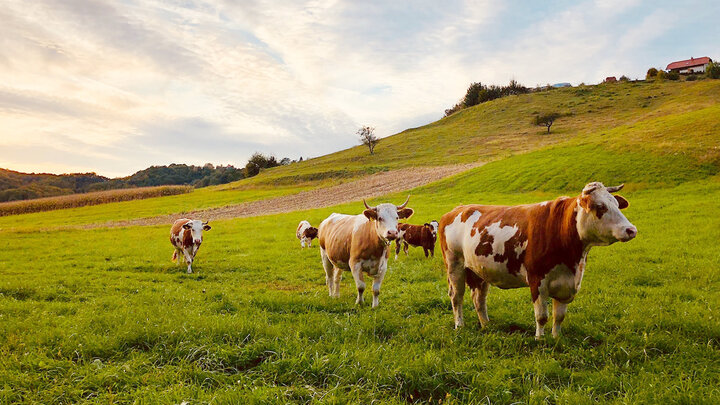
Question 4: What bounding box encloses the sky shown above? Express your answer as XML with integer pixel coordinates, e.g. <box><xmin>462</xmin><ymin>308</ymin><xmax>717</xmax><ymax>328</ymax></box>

<box><xmin>1</xmin><ymin>0</ymin><xmax>718</xmax><ymax>177</ymax></box>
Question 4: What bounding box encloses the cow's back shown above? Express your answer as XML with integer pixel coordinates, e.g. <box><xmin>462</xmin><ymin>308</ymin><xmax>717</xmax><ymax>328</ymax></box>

<box><xmin>170</xmin><ymin>218</ymin><xmax>192</xmax><ymax>248</ymax></box>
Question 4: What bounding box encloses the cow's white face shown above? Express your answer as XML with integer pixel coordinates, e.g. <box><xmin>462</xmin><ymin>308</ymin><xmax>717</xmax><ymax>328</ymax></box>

<box><xmin>364</xmin><ymin>202</ymin><xmax>414</xmax><ymax>243</ymax></box>
<box><xmin>576</xmin><ymin>182</ymin><xmax>636</xmax><ymax>245</ymax></box>
<box><xmin>429</xmin><ymin>220</ymin><xmax>439</xmax><ymax>237</ymax></box>
<box><xmin>183</xmin><ymin>220</ymin><xmax>211</xmax><ymax>245</ymax></box>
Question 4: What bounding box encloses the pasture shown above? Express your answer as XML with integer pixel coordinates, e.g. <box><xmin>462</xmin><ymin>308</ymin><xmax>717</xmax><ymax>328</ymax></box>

<box><xmin>2</xmin><ymin>79</ymin><xmax>720</xmax><ymax>403</ymax></box>
<box><xmin>2</xmin><ymin>174</ymin><xmax>719</xmax><ymax>403</ymax></box>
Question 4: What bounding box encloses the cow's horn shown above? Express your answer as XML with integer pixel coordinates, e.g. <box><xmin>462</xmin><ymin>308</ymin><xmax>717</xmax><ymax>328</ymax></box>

<box><xmin>606</xmin><ymin>184</ymin><xmax>624</xmax><ymax>193</ymax></box>
<box><xmin>397</xmin><ymin>195</ymin><xmax>410</xmax><ymax>209</ymax></box>
<box><xmin>363</xmin><ymin>199</ymin><xmax>373</xmax><ymax>209</ymax></box>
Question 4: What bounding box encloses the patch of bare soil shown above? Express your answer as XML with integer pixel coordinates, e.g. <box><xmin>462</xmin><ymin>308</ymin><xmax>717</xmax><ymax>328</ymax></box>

<box><xmin>87</xmin><ymin>163</ymin><xmax>481</xmax><ymax>229</ymax></box>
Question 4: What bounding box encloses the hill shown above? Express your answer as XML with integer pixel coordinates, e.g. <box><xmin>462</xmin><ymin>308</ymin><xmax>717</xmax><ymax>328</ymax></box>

<box><xmin>0</xmin><ymin>164</ymin><xmax>243</xmax><ymax>202</ymax></box>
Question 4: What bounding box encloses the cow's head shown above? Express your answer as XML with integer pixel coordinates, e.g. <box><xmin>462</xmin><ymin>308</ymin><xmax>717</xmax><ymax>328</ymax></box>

<box><xmin>428</xmin><ymin>220</ymin><xmax>439</xmax><ymax>238</ymax></box>
<box><xmin>576</xmin><ymin>182</ymin><xmax>636</xmax><ymax>245</ymax></box>
<box><xmin>363</xmin><ymin>196</ymin><xmax>414</xmax><ymax>243</ymax></box>
<box><xmin>182</xmin><ymin>220</ymin><xmax>211</xmax><ymax>245</ymax></box>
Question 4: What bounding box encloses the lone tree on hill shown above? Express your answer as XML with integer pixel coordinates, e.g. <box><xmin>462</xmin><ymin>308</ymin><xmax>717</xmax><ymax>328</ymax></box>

<box><xmin>533</xmin><ymin>112</ymin><xmax>561</xmax><ymax>134</ymax></box>
<box><xmin>358</xmin><ymin>126</ymin><xmax>379</xmax><ymax>155</ymax></box>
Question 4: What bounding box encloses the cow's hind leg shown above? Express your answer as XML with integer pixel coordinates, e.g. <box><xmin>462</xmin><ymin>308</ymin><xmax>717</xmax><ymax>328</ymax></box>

<box><xmin>350</xmin><ymin>261</ymin><xmax>365</xmax><ymax>305</ymax></box>
<box><xmin>332</xmin><ymin>267</ymin><xmax>342</xmax><ymax>298</ymax></box>
<box><xmin>394</xmin><ymin>240</ymin><xmax>401</xmax><ymax>260</ymax></box>
<box><xmin>403</xmin><ymin>241</ymin><xmax>409</xmax><ymax>256</ymax></box>
<box><xmin>552</xmin><ymin>299</ymin><xmax>568</xmax><ymax>338</ymax></box>
<box><xmin>445</xmin><ymin>251</ymin><xmax>466</xmax><ymax>328</ymax></box>
<box><xmin>320</xmin><ymin>248</ymin><xmax>334</xmax><ymax>297</ymax></box>
<box><xmin>467</xmin><ymin>269</ymin><xmax>490</xmax><ymax>328</ymax></box>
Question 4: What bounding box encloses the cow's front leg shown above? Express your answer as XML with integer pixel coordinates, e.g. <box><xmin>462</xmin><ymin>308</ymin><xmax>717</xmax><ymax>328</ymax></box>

<box><xmin>423</xmin><ymin>247</ymin><xmax>429</xmax><ymax>258</ymax></box>
<box><xmin>552</xmin><ymin>299</ymin><xmax>568</xmax><ymax>338</ymax></box>
<box><xmin>371</xmin><ymin>259</ymin><xmax>388</xmax><ymax>308</ymax></box>
<box><xmin>350</xmin><ymin>261</ymin><xmax>365</xmax><ymax>305</ymax></box>
<box><xmin>183</xmin><ymin>250</ymin><xmax>194</xmax><ymax>273</ymax></box>
<box><xmin>531</xmin><ymin>286</ymin><xmax>549</xmax><ymax>339</ymax></box>
<box><xmin>445</xmin><ymin>252</ymin><xmax>466</xmax><ymax>328</ymax></box>
<box><xmin>394</xmin><ymin>240</ymin><xmax>401</xmax><ymax>260</ymax></box>
<box><xmin>403</xmin><ymin>241</ymin><xmax>409</xmax><ymax>256</ymax></box>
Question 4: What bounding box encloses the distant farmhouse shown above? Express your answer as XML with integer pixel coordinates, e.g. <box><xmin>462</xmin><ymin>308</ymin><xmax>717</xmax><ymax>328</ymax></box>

<box><xmin>552</xmin><ymin>82</ymin><xmax>572</xmax><ymax>88</ymax></box>
<box><xmin>604</xmin><ymin>76</ymin><xmax>617</xmax><ymax>83</ymax></box>
<box><xmin>666</xmin><ymin>57</ymin><xmax>713</xmax><ymax>74</ymax></box>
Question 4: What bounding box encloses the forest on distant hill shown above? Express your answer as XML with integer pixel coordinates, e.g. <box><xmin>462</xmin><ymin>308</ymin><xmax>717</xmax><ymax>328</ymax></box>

<box><xmin>0</xmin><ymin>164</ymin><xmax>242</xmax><ymax>202</ymax></box>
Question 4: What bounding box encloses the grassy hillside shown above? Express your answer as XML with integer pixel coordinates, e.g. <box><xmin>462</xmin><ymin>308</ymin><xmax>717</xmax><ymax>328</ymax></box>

<box><xmin>252</xmin><ymin>79</ymin><xmax>720</xmax><ymax>184</ymax></box>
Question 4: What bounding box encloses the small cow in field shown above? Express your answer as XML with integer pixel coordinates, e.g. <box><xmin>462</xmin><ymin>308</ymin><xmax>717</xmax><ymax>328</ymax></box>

<box><xmin>170</xmin><ymin>218</ymin><xmax>211</xmax><ymax>273</ymax></box>
<box><xmin>439</xmin><ymin>182</ymin><xmax>636</xmax><ymax>339</ymax></box>
<box><xmin>318</xmin><ymin>197</ymin><xmax>414</xmax><ymax>307</ymax></box>
<box><xmin>296</xmin><ymin>220</ymin><xmax>318</xmax><ymax>248</ymax></box>
<box><xmin>395</xmin><ymin>220</ymin><xmax>439</xmax><ymax>259</ymax></box>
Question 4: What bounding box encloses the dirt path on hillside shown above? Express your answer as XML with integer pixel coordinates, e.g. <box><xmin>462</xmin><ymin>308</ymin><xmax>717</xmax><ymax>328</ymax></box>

<box><xmin>86</xmin><ymin>162</ymin><xmax>481</xmax><ymax>229</ymax></box>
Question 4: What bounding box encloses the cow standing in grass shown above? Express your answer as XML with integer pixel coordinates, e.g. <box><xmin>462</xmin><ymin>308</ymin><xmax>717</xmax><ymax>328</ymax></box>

<box><xmin>318</xmin><ymin>197</ymin><xmax>414</xmax><ymax>307</ymax></box>
<box><xmin>170</xmin><ymin>218</ymin><xmax>211</xmax><ymax>273</ymax></box>
<box><xmin>438</xmin><ymin>183</ymin><xmax>636</xmax><ymax>338</ymax></box>
<box><xmin>395</xmin><ymin>220</ymin><xmax>439</xmax><ymax>259</ymax></box>
<box><xmin>296</xmin><ymin>220</ymin><xmax>318</xmax><ymax>248</ymax></box>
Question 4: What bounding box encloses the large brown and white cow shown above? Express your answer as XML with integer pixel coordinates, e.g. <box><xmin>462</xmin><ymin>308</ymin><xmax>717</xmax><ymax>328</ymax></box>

<box><xmin>296</xmin><ymin>220</ymin><xmax>318</xmax><ymax>248</ymax></box>
<box><xmin>318</xmin><ymin>197</ymin><xmax>414</xmax><ymax>307</ymax></box>
<box><xmin>438</xmin><ymin>182</ymin><xmax>636</xmax><ymax>339</ymax></box>
<box><xmin>170</xmin><ymin>218</ymin><xmax>211</xmax><ymax>273</ymax></box>
<box><xmin>395</xmin><ymin>220</ymin><xmax>438</xmax><ymax>259</ymax></box>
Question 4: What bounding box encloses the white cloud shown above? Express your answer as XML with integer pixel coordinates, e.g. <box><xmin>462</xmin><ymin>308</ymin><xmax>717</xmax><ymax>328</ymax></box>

<box><xmin>0</xmin><ymin>0</ymin><xmax>717</xmax><ymax>176</ymax></box>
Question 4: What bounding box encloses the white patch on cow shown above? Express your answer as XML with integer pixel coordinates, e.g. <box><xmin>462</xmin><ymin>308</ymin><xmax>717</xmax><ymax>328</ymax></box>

<box><xmin>514</xmin><ymin>240</ymin><xmax>528</xmax><ymax>258</ymax></box>
<box><xmin>444</xmin><ymin>211</ymin><xmax>479</xmax><ymax>254</ymax></box>
<box><xmin>540</xmin><ymin>201</ymin><xmax>549</xmax><ymax>206</ymax></box>
<box><xmin>484</xmin><ymin>221</ymin><xmax>518</xmax><ymax>256</ymax></box>
<box><xmin>543</xmin><ymin>263</ymin><xmax>579</xmax><ymax>302</ymax></box>
<box><xmin>352</xmin><ymin>215</ymin><xmax>369</xmax><ymax>233</ymax></box>
<box><xmin>297</xmin><ymin>220</ymin><xmax>311</xmax><ymax>240</ymax></box>
<box><xmin>327</xmin><ymin>213</ymin><xmax>343</xmax><ymax>223</ymax></box>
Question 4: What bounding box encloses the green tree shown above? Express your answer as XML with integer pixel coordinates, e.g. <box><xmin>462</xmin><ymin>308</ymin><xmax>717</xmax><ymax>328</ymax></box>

<box><xmin>533</xmin><ymin>112</ymin><xmax>562</xmax><ymax>134</ymax></box>
<box><xmin>706</xmin><ymin>61</ymin><xmax>720</xmax><ymax>79</ymax></box>
<box><xmin>646</xmin><ymin>67</ymin><xmax>658</xmax><ymax>79</ymax></box>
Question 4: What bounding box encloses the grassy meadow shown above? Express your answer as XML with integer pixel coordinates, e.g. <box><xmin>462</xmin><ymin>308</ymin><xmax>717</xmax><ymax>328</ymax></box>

<box><xmin>2</xmin><ymin>79</ymin><xmax>720</xmax><ymax>403</ymax></box>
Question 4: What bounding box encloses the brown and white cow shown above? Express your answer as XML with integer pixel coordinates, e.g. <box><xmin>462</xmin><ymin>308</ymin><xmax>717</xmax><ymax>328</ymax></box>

<box><xmin>439</xmin><ymin>182</ymin><xmax>636</xmax><ymax>339</ymax></box>
<box><xmin>296</xmin><ymin>220</ymin><xmax>319</xmax><ymax>248</ymax></box>
<box><xmin>395</xmin><ymin>220</ymin><xmax>438</xmax><ymax>259</ymax></box>
<box><xmin>170</xmin><ymin>218</ymin><xmax>211</xmax><ymax>273</ymax></box>
<box><xmin>318</xmin><ymin>197</ymin><xmax>414</xmax><ymax>307</ymax></box>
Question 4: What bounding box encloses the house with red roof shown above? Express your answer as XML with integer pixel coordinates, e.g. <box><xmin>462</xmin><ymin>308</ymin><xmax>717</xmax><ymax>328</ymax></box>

<box><xmin>666</xmin><ymin>57</ymin><xmax>713</xmax><ymax>74</ymax></box>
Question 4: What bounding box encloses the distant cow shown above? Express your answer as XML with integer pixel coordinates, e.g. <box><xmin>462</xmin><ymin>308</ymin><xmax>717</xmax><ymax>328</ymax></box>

<box><xmin>170</xmin><ymin>218</ymin><xmax>211</xmax><ymax>273</ymax></box>
<box><xmin>395</xmin><ymin>220</ymin><xmax>439</xmax><ymax>258</ymax></box>
<box><xmin>296</xmin><ymin>220</ymin><xmax>318</xmax><ymax>248</ymax></box>
<box><xmin>318</xmin><ymin>197</ymin><xmax>414</xmax><ymax>307</ymax></box>
<box><xmin>439</xmin><ymin>182</ymin><xmax>637</xmax><ymax>339</ymax></box>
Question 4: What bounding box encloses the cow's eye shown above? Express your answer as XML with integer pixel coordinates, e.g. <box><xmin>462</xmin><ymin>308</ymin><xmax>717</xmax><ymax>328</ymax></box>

<box><xmin>595</xmin><ymin>203</ymin><xmax>605</xmax><ymax>210</ymax></box>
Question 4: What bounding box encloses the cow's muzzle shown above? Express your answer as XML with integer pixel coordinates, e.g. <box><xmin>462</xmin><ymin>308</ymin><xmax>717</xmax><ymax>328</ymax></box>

<box><xmin>619</xmin><ymin>226</ymin><xmax>637</xmax><ymax>242</ymax></box>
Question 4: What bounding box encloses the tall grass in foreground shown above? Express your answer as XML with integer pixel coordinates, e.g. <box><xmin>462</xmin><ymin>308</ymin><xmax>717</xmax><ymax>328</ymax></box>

<box><xmin>0</xmin><ymin>185</ymin><xmax>193</xmax><ymax>216</ymax></box>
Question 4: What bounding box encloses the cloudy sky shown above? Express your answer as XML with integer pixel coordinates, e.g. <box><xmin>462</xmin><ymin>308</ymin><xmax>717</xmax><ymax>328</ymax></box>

<box><xmin>1</xmin><ymin>0</ymin><xmax>718</xmax><ymax>177</ymax></box>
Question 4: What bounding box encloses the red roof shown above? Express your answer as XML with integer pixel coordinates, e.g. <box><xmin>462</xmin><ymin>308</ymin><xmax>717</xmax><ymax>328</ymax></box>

<box><xmin>666</xmin><ymin>57</ymin><xmax>712</xmax><ymax>70</ymax></box>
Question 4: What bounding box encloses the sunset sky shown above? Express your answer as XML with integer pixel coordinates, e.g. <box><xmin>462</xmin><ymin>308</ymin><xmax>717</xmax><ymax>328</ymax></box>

<box><xmin>1</xmin><ymin>0</ymin><xmax>718</xmax><ymax>177</ymax></box>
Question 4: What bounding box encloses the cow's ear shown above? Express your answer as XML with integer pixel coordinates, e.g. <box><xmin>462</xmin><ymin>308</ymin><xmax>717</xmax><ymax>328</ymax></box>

<box><xmin>203</xmin><ymin>224</ymin><xmax>212</xmax><ymax>231</ymax></box>
<box><xmin>182</xmin><ymin>222</ymin><xmax>193</xmax><ymax>229</ymax></box>
<box><xmin>614</xmin><ymin>195</ymin><xmax>629</xmax><ymax>209</ymax></box>
<box><xmin>363</xmin><ymin>209</ymin><xmax>378</xmax><ymax>220</ymax></box>
<box><xmin>398</xmin><ymin>208</ymin><xmax>414</xmax><ymax>219</ymax></box>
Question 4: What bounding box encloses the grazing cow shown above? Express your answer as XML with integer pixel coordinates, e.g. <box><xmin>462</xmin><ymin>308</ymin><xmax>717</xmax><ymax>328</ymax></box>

<box><xmin>439</xmin><ymin>182</ymin><xmax>637</xmax><ymax>339</ymax></box>
<box><xmin>395</xmin><ymin>220</ymin><xmax>439</xmax><ymax>259</ymax></box>
<box><xmin>318</xmin><ymin>197</ymin><xmax>414</xmax><ymax>307</ymax></box>
<box><xmin>296</xmin><ymin>220</ymin><xmax>319</xmax><ymax>248</ymax></box>
<box><xmin>170</xmin><ymin>218</ymin><xmax>211</xmax><ymax>273</ymax></box>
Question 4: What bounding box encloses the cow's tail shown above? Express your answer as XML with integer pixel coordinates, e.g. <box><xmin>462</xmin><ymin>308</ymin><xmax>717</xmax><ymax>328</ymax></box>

<box><xmin>172</xmin><ymin>250</ymin><xmax>178</xmax><ymax>262</ymax></box>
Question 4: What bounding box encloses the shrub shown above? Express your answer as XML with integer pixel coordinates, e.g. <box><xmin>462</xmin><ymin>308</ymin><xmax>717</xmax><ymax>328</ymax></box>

<box><xmin>619</xmin><ymin>75</ymin><xmax>630</xmax><ymax>82</ymax></box>
<box><xmin>646</xmin><ymin>68</ymin><xmax>658</xmax><ymax>79</ymax></box>
<box><xmin>656</xmin><ymin>70</ymin><xmax>667</xmax><ymax>80</ymax></box>
<box><xmin>686</xmin><ymin>74</ymin><xmax>698</xmax><ymax>81</ymax></box>
<box><xmin>667</xmin><ymin>71</ymin><xmax>680</xmax><ymax>81</ymax></box>
<box><xmin>706</xmin><ymin>61</ymin><xmax>720</xmax><ymax>79</ymax></box>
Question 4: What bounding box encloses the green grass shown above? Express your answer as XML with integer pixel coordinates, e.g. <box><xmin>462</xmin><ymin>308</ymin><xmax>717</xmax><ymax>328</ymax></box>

<box><xmin>2</xmin><ymin>171</ymin><xmax>720</xmax><ymax>403</ymax></box>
